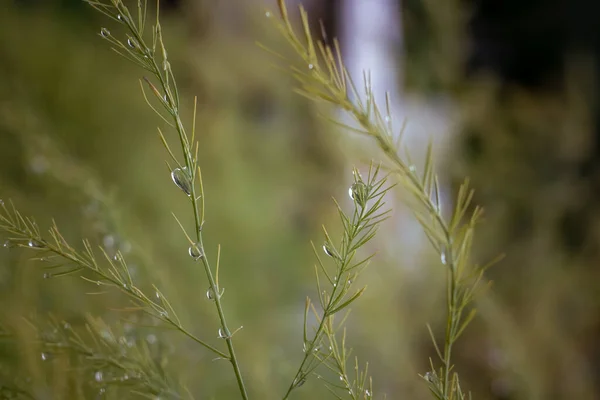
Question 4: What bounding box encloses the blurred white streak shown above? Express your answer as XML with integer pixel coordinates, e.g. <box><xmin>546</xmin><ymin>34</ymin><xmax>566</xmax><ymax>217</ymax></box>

<box><xmin>338</xmin><ymin>0</ymin><xmax>454</xmax><ymax>268</ymax></box>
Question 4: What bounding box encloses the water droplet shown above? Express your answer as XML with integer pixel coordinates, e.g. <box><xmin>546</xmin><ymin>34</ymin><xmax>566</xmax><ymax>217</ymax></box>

<box><xmin>322</xmin><ymin>243</ymin><xmax>335</xmax><ymax>258</ymax></box>
<box><xmin>384</xmin><ymin>115</ymin><xmax>390</xmax><ymax>122</ymax></box>
<box><xmin>206</xmin><ymin>287</ymin><xmax>215</xmax><ymax>300</ymax></box>
<box><xmin>308</xmin><ymin>64</ymin><xmax>314</xmax><ymax>70</ymax></box>
<box><xmin>424</xmin><ymin>372</ymin><xmax>432</xmax><ymax>382</ymax></box>
<box><xmin>41</xmin><ymin>352</ymin><xmax>50</xmax><ymax>361</ymax></box>
<box><xmin>43</xmin><ymin>273</ymin><xmax>51</xmax><ymax>279</ymax></box>
<box><xmin>188</xmin><ymin>244</ymin><xmax>203</xmax><ymax>260</ymax></box>
<box><xmin>2</xmin><ymin>240</ymin><xmax>12</xmax><ymax>249</ymax></box>
<box><xmin>265</xmin><ymin>11</ymin><xmax>271</xmax><ymax>18</ymax></box>
<box><xmin>218</xmin><ymin>328</ymin><xmax>227</xmax><ymax>339</ymax></box>
<box><xmin>409</xmin><ymin>165</ymin><xmax>416</xmax><ymax>173</ymax></box>
<box><xmin>333</xmin><ymin>282</ymin><xmax>337</xmax><ymax>287</ymax></box>
<box><xmin>293</xmin><ymin>377</ymin><xmax>306</xmax><ymax>387</ymax></box>
<box><xmin>121</xmin><ymin>374</ymin><xmax>129</xmax><ymax>381</ymax></box>
<box><xmin>100</xmin><ymin>27</ymin><xmax>110</xmax><ymax>37</ymax></box>
<box><xmin>146</xmin><ymin>334</ymin><xmax>157</xmax><ymax>344</ymax></box>
<box><xmin>171</xmin><ymin>167</ymin><xmax>192</xmax><ymax>196</ymax></box>
<box><xmin>127</xmin><ymin>38</ymin><xmax>136</xmax><ymax>49</ymax></box>
<box><xmin>440</xmin><ymin>250</ymin><xmax>447</xmax><ymax>265</ymax></box>
<box><xmin>28</xmin><ymin>239</ymin><xmax>43</xmax><ymax>248</ymax></box>
<box><xmin>95</xmin><ymin>371</ymin><xmax>103</xmax><ymax>382</ymax></box>
<box><xmin>365</xmin><ymin>389</ymin><xmax>372</xmax><ymax>397</ymax></box>
<box><xmin>103</xmin><ymin>235</ymin><xmax>115</xmax><ymax>249</ymax></box>
<box><xmin>159</xmin><ymin>311</ymin><xmax>168</xmax><ymax>318</ymax></box>
<box><xmin>96</xmin><ymin>281</ymin><xmax>101</xmax><ymax>286</ymax></box>
<box><xmin>339</xmin><ymin>375</ymin><xmax>344</xmax><ymax>381</ymax></box>
<box><xmin>117</xmin><ymin>14</ymin><xmax>123</xmax><ymax>21</ymax></box>
<box><xmin>349</xmin><ymin>182</ymin><xmax>368</xmax><ymax>208</ymax></box>
<box><xmin>155</xmin><ymin>291</ymin><xmax>161</xmax><ymax>299</ymax></box>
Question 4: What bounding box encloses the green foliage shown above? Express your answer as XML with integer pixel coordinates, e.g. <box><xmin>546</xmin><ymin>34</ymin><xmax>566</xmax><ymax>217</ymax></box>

<box><xmin>0</xmin><ymin>0</ymin><xmax>496</xmax><ymax>399</ymax></box>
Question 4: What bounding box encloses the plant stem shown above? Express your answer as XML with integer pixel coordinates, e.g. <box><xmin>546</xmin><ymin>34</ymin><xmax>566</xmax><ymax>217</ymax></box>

<box><xmin>282</xmin><ymin>205</ymin><xmax>367</xmax><ymax>399</ymax></box>
<box><xmin>126</xmin><ymin>12</ymin><xmax>250</xmax><ymax>399</ymax></box>
<box><xmin>370</xmin><ymin>122</ymin><xmax>460</xmax><ymax>399</ymax></box>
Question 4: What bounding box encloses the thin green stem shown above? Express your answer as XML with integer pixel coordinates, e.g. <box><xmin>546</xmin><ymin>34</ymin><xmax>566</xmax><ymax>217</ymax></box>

<box><xmin>369</xmin><ymin>118</ymin><xmax>460</xmax><ymax>398</ymax></box>
<box><xmin>84</xmin><ymin>2</ymin><xmax>250</xmax><ymax>396</ymax></box>
<box><xmin>282</xmin><ymin>204</ymin><xmax>368</xmax><ymax>399</ymax></box>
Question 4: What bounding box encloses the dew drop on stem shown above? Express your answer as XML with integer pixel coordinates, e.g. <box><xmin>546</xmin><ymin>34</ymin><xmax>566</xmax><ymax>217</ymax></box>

<box><xmin>349</xmin><ymin>182</ymin><xmax>368</xmax><ymax>208</ymax></box>
<box><xmin>41</xmin><ymin>352</ymin><xmax>50</xmax><ymax>361</ymax></box>
<box><xmin>206</xmin><ymin>287</ymin><xmax>215</xmax><ymax>300</ymax></box>
<box><xmin>28</xmin><ymin>239</ymin><xmax>44</xmax><ymax>248</ymax></box>
<box><xmin>95</xmin><ymin>371</ymin><xmax>103</xmax><ymax>382</ymax></box>
<box><xmin>440</xmin><ymin>249</ymin><xmax>447</xmax><ymax>265</ymax></box>
<box><xmin>100</xmin><ymin>28</ymin><xmax>110</xmax><ymax>38</ymax></box>
<box><xmin>323</xmin><ymin>243</ymin><xmax>335</xmax><ymax>258</ymax></box>
<box><xmin>127</xmin><ymin>38</ymin><xmax>136</xmax><ymax>49</ymax></box>
<box><xmin>43</xmin><ymin>273</ymin><xmax>52</xmax><ymax>279</ymax></box>
<box><xmin>188</xmin><ymin>244</ymin><xmax>203</xmax><ymax>260</ymax></box>
<box><xmin>218</xmin><ymin>328</ymin><xmax>227</xmax><ymax>339</ymax></box>
<box><xmin>293</xmin><ymin>377</ymin><xmax>306</xmax><ymax>388</ymax></box>
<box><xmin>170</xmin><ymin>167</ymin><xmax>192</xmax><ymax>196</ymax></box>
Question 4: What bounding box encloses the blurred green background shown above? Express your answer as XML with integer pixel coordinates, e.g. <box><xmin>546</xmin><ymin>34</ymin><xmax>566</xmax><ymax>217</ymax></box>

<box><xmin>1</xmin><ymin>0</ymin><xmax>599</xmax><ymax>399</ymax></box>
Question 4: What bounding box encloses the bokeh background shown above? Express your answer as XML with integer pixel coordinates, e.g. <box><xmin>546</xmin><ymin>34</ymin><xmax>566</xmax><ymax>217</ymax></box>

<box><xmin>1</xmin><ymin>0</ymin><xmax>599</xmax><ymax>399</ymax></box>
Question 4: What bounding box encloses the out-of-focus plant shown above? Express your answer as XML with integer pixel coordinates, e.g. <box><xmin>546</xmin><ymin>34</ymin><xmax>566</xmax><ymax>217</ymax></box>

<box><xmin>264</xmin><ymin>1</ymin><xmax>501</xmax><ymax>398</ymax></box>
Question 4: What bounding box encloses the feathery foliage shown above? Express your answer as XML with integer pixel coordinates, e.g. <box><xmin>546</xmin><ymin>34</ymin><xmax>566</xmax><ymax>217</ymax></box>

<box><xmin>0</xmin><ymin>0</ymin><xmax>498</xmax><ymax>398</ymax></box>
<box><xmin>264</xmin><ymin>1</ymin><xmax>501</xmax><ymax>398</ymax></box>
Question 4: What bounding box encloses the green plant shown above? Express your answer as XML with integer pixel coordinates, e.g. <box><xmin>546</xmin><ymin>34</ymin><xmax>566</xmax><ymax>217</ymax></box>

<box><xmin>265</xmin><ymin>1</ymin><xmax>501</xmax><ymax>399</ymax></box>
<box><xmin>0</xmin><ymin>0</ymin><xmax>497</xmax><ymax>399</ymax></box>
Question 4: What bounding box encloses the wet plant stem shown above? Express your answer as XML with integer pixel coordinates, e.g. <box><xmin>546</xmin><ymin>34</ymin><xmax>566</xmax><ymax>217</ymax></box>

<box><xmin>283</xmin><ymin>204</ymin><xmax>368</xmax><ymax>399</ymax></box>
<box><xmin>122</xmin><ymin>10</ymin><xmax>249</xmax><ymax>399</ymax></box>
